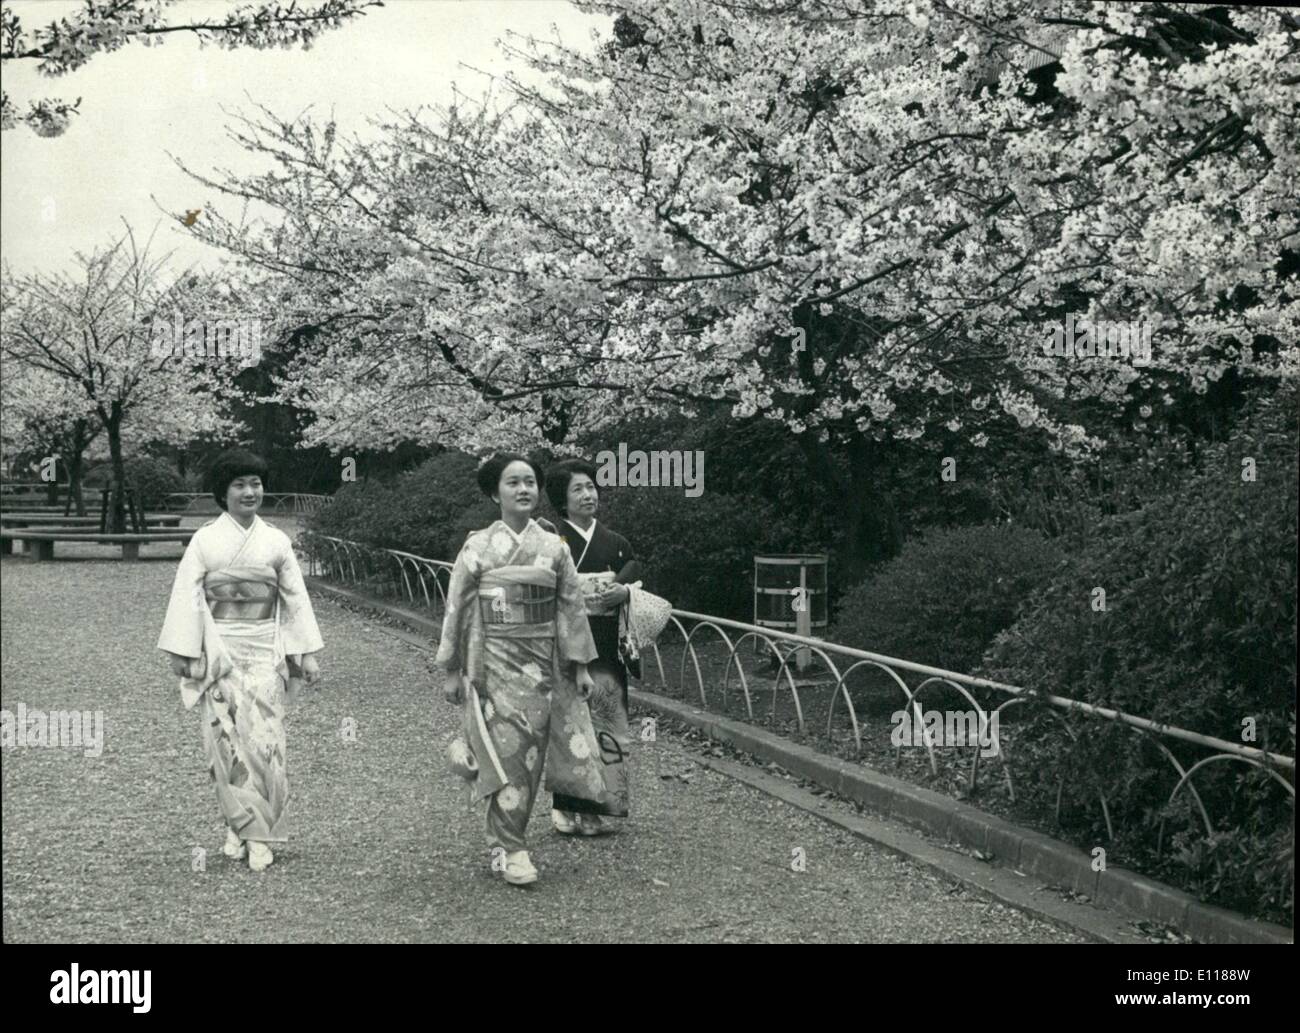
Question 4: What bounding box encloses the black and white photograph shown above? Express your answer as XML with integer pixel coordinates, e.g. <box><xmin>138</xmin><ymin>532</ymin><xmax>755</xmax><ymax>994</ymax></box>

<box><xmin>0</xmin><ymin>0</ymin><xmax>1295</xmax><ymax>999</ymax></box>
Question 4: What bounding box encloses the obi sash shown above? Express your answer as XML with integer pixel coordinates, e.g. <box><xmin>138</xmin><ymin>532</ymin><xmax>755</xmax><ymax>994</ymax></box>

<box><xmin>478</xmin><ymin>566</ymin><xmax>557</xmax><ymax>638</ymax></box>
<box><xmin>206</xmin><ymin>571</ymin><xmax>277</xmax><ymax>621</ymax></box>
<box><xmin>177</xmin><ymin>567</ymin><xmax>290</xmax><ymax>710</ymax></box>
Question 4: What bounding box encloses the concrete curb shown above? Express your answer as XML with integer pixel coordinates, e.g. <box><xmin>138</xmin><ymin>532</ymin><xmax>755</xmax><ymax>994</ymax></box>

<box><xmin>632</xmin><ymin>693</ymin><xmax>1293</xmax><ymax>946</ymax></box>
<box><xmin>305</xmin><ymin>577</ymin><xmax>1294</xmax><ymax>946</ymax></box>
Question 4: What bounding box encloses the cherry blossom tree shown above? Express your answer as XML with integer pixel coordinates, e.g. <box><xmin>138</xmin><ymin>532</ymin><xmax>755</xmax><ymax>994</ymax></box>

<box><xmin>1</xmin><ymin>224</ymin><xmax>246</xmax><ymax>529</ymax></box>
<box><xmin>0</xmin><ymin>362</ymin><xmax>105</xmax><ymax>512</ymax></box>
<box><xmin>183</xmin><ymin>0</ymin><xmax>1299</xmax><ymax>575</ymax></box>
<box><xmin>0</xmin><ymin>0</ymin><xmax>379</xmax><ymax>136</ymax></box>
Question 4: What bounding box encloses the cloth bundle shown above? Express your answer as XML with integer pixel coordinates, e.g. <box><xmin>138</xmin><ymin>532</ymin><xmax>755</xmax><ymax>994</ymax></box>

<box><xmin>616</xmin><ymin>581</ymin><xmax>672</xmax><ymax>678</ymax></box>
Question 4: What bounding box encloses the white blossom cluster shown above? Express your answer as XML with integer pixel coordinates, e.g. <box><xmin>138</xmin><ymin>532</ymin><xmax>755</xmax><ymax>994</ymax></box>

<box><xmin>185</xmin><ymin>0</ymin><xmax>1297</xmax><ymax>457</ymax></box>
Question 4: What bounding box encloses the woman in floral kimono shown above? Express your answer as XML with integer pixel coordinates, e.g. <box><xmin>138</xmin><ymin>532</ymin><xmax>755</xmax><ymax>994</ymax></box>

<box><xmin>545</xmin><ymin>458</ymin><xmax>641</xmax><ymax>837</ymax></box>
<box><xmin>437</xmin><ymin>453</ymin><xmax>610</xmax><ymax>886</ymax></box>
<box><xmin>157</xmin><ymin>450</ymin><xmax>323</xmax><ymax>872</ymax></box>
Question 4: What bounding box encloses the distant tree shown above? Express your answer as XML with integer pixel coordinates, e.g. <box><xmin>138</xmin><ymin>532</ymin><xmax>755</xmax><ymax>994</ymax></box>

<box><xmin>0</xmin><ymin>362</ymin><xmax>103</xmax><ymax>513</ymax></box>
<box><xmin>0</xmin><ymin>224</ymin><xmax>245</xmax><ymax>529</ymax></box>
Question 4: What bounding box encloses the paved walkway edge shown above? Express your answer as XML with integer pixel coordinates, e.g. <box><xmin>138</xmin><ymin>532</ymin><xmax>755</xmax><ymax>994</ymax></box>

<box><xmin>304</xmin><ymin>577</ymin><xmax>1294</xmax><ymax>946</ymax></box>
<box><xmin>689</xmin><ymin>752</ymin><xmax>1143</xmax><ymax>943</ymax></box>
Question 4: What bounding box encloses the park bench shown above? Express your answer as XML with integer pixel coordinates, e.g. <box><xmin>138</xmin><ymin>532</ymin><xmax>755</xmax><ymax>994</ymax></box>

<box><xmin>0</xmin><ymin>514</ymin><xmax>183</xmax><ymax>553</ymax></box>
<box><xmin>0</xmin><ymin>513</ymin><xmax>182</xmax><ymax>526</ymax></box>
<box><xmin>0</xmin><ymin>529</ymin><xmax>193</xmax><ymax>561</ymax></box>
<box><xmin>0</xmin><ymin>499</ymin><xmax>72</xmax><ymax>511</ymax></box>
<box><xmin>0</xmin><ymin>508</ymin><xmax>102</xmax><ymax>518</ymax></box>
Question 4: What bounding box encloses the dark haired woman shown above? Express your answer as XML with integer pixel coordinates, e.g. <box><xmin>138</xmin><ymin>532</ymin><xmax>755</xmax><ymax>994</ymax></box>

<box><xmin>157</xmin><ymin>449</ymin><xmax>323</xmax><ymax>872</ymax></box>
<box><xmin>436</xmin><ymin>453</ymin><xmax>612</xmax><ymax>886</ymax></box>
<box><xmin>545</xmin><ymin>458</ymin><xmax>641</xmax><ymax>835</ymax></box>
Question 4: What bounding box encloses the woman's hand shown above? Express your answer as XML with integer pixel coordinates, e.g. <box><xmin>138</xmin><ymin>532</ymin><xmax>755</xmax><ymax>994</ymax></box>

<box><xmin>443</xmin><ymin>670</ymin><xmax>465</xmax><ymax>705</ymax></box>
<box><xmin>167</xmin><ymin>653</ymin><xmax>192</xmax><ymax>677</ymax></box>
<box><xmin>300</xmin><ymin>653</ymin><xmax>321</xmax><ymax>684</ymax></box>
<box><xmin>595</xmin><ymin>583</ymin><xmax>629</xmax><ymax>610</ymax></box>
<box><xmin>575</xmin><ymin>665</ymin><xmax>595</xmax><ymax>701</ymax></box>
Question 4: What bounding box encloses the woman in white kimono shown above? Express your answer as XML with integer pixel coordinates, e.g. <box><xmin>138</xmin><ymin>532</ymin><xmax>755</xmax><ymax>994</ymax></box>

<box><xmin>158</xmin><ymin>450</ymin><xmax>323</xmax><ymax>872</ymax></box>
<box><xmin>437</xmin><ymin>453</ymin><xmax>613</xmax><ymax>886</ymax></box>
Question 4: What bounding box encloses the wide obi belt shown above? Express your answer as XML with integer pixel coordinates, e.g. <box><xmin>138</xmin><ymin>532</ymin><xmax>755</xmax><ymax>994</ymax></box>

<box><xmin>204</xmin><ymin>570</ymin><xmax>278</xmax><ymax>622</ymax></box>
<box><xmin>178</xmin><ymin>567</ymin><xmax>287</xmax><ymax>711</ymax></box>
<box><xmin>478</xmin><ymin>566</ymin><xmax>556</xmax><ymax>638</ymax></box>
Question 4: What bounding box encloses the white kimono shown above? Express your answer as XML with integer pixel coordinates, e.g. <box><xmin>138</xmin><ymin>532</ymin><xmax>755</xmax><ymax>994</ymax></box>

<box><xmin>158</xmin><ymin>512</ymin><xmax>323</xmax><ymax>844</ymax></box>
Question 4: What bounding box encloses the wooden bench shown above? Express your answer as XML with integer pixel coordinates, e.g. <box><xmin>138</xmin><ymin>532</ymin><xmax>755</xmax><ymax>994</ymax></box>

<box><xmin>0</xmin><ymin>515</ymin><xmax>182</xmax><ymax>553</ymax></box>
<box><xmin>0</xmin><ymin>529</ymin><xmax>193</xmax><ymax>561</ymax></box>
<box><xmin>0</xmin><ymin>513</ymin><xmax>182</xmax><ymax>527</ymax></box>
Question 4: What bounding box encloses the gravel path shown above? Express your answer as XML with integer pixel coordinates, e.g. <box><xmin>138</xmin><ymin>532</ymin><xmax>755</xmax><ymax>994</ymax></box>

<box><xmin>1</xmin><ymin>552</ymin><xmax>1082</xmax><ymax>943</ymax></box>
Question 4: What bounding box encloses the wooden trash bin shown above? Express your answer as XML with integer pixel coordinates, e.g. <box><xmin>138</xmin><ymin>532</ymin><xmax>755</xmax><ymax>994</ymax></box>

<box><xmin>754</xmin><ymin>553</ymin><xmax>828</xmax><ymax>671</ymax></box>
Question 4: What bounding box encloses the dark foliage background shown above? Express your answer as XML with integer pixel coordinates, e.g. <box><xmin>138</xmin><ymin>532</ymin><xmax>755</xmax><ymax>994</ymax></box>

<box><xmin>977</xmin><ymin>393</ymin><xmax>1297</xmax><ymax>922</ymax></box>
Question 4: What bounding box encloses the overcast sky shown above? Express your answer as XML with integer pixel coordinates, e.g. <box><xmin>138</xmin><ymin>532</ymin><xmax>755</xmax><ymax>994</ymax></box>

<box><xmin>1</xmin><ymin>0</ymin><xmax>606</xmax><ymax>275</ymax></box>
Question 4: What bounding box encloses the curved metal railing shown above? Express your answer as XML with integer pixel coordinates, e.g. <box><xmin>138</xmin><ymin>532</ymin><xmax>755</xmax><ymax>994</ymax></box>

<box><xmin>652</xmin><ymin>610</ymin><xmax>1293</xmax><ymax>854</ymax></box>
<box><xmin>298</xmin><ymin>533</ymin><xmax>1295</xmax><ymax>863</ymax></box>
<box><xmin>298</xmin><ymin>532</ymin><xmax>452</xmax><ymax>612</ymax></box>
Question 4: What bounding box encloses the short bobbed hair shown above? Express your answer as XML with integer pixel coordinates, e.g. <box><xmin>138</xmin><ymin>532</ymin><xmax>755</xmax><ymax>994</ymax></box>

<box><xmin>208</xmin><ymin>449</ymin><xmax>270</xmax><ymax>510</ymax></box>
<box><xmin>545</xmin><ymin>458</ymin><xmax>599</xmax><ymax>516</ymax></box>
<box><xmin>476</xmin><ymin>452</ymin><xmax>544</xmax><ymax>499</ymax></box>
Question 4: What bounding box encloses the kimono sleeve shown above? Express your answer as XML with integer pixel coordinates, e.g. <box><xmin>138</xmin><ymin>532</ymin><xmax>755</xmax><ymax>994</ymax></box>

<box><xmin>555</xmin><ymin>543</ymin><xmax>598</xmax><ymax>666</ymax></box>
<box><xmin>277</xmin><ymin>535</ymin><xmax>324</xmax><ymax>655</ymax></box>
<box><xmin>611</xmin><ymin>530</ymin><xmax>641</xmax><ymax>583</ymax></box>
<box><xmin>435</xmin><ymin>537</ymin><xmax>479</xmax><ymax>672</ymax></box>
<box><xmin>156</xmin><ymin>533</ymin><xmax>208</xmax><ymax>658</ymax></box>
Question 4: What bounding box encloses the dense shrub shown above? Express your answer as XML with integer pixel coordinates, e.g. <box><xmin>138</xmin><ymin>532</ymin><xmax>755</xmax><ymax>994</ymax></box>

<box><xmin>979</xmin><ymin>392</ymin><xmax>1298</xmax><ymax>923</ymax></box>
<box><xmin>829</xmin><ymin>523</ymin><xmax>1061</xmax><ymax>674</ymax></box>
<box><xmin>575</xmin><ymin>412</ymin><xmax>845</xmax><ymax>581</ymax></box>
<box><xmin>448</xmin><ymin>497</ymin><xmax>501</xmax><ymax>553</ymax></box>
<box><xmin>308</xmin><ymin>450</ymin><xmax>485</xmax><ymax>559</ymax></box>
<box><xmin>84</xmin><ymin>457</ymin><xmax>186</xmax><ymax>510</ymax></box>
<box><xmin>311</xmin><ymin>443</ymin><xmax>810</xmax><ymax>619</ymax></box>
<box><xmin>584</xmin><ymin>486</ymin><xmax>803</xmax><ymax>620</ymax></box>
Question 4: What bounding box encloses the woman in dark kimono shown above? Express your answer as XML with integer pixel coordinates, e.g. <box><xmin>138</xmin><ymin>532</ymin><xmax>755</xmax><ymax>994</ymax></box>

<box><xmin>545</xmin><ymin>458</ymin><xmax>642</xmax><ymax>836</ymax></box>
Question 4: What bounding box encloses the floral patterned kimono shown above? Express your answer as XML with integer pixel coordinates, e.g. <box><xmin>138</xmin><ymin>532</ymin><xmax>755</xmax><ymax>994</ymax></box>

<box><xmin>157</xmin><ymin>512</ymin><xmax>323</xmax><ymax>845</ymax></box>
<box><xmin>436</xmin><ymin>518</ymin><xmax>615</xmax><ymax>852</ymax></box>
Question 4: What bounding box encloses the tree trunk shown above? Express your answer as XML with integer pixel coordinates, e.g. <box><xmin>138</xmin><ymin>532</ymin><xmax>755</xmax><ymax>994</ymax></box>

<box><xmin>68</xmin><ymin>419</ymin><xmax>91</xmax><ymax>518</ymax></box>
<box><xmin>841</xmin><ymin>431</ymin><xmax>902</xmax><ymax>585</ymax></box>
<box><xmin>68</xmin><ymin>453</ymin><xmax>86</xmax><ymax>517</ymax></box>
<box><xmin>107</xmin><ymin>403</ymin><xmax>127</xmax><ymax>534</ymax></box>
<box><xmin>793</xmin><ymin>430</ymin><xmax>901</xmax><ymax>587</ymax></box>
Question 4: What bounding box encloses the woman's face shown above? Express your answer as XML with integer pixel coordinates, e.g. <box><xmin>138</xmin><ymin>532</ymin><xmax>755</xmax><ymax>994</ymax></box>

<box><xmin>495</xmin><ymin>461</ymin><xmax>538</xmax><ymax>518</ymax></box>
<box><xmin>566</xmin><ymin>473</ymin><xmax>598</xmax><ymax>520</ymax></box>
<box><xmin>225</xmin><ymin>475</ymin><xmax>263</xmax><ymax>518</ymax></box>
